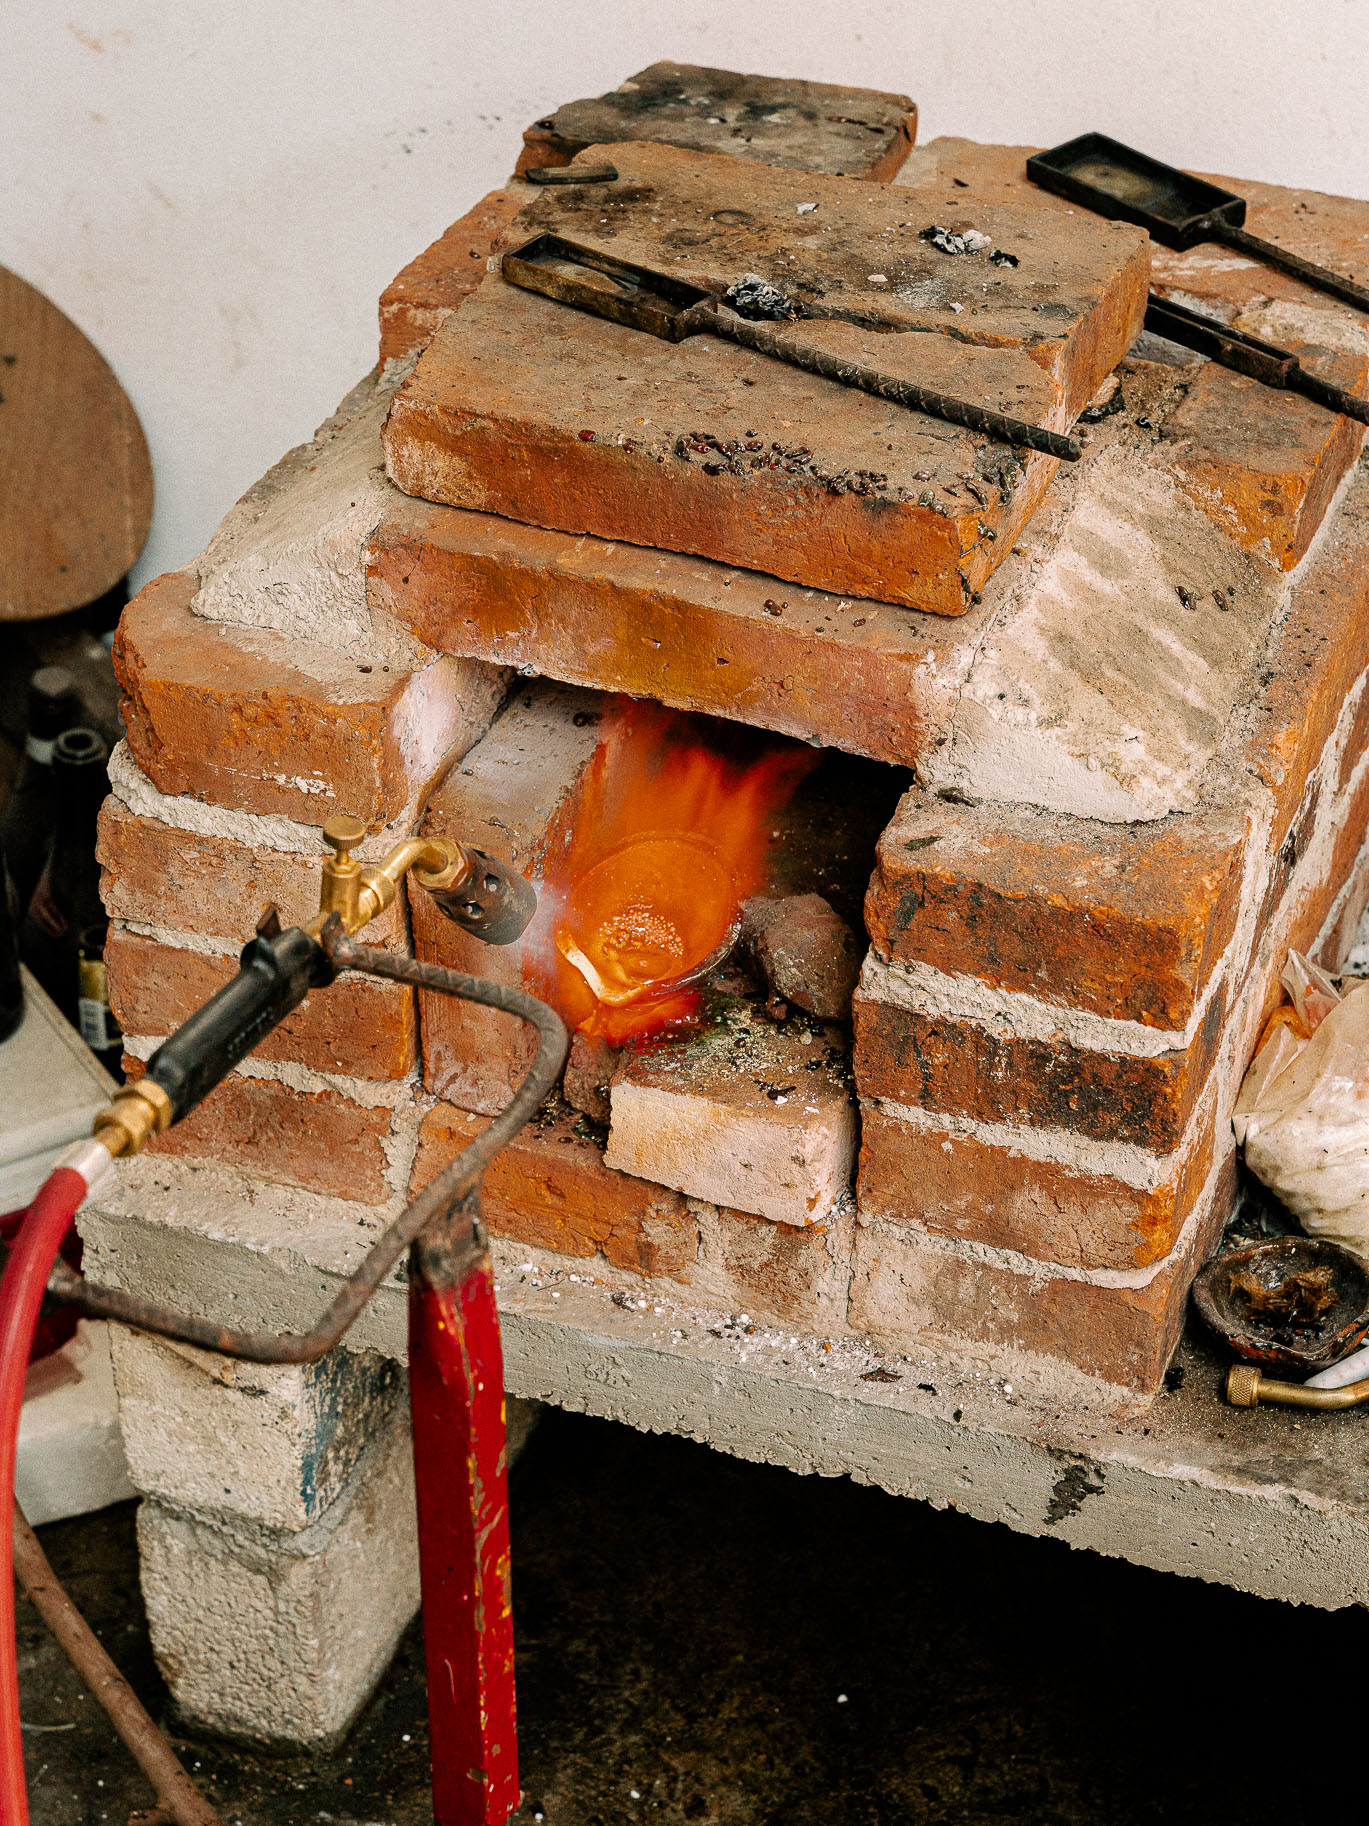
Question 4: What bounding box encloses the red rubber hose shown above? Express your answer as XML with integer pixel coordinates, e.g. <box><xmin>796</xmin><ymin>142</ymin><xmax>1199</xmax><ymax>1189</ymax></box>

<box><xmin>0</xmin><ymin>1162</ymin><xmax>92</xmax><ymax>1826</ymax></box>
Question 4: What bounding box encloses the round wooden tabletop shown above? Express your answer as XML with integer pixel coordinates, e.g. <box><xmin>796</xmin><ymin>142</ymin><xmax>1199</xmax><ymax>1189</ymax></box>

<box><xmin>0</xmin><ymin>265</ymin><xmax>153</xmax><ymax>621</ymax></box>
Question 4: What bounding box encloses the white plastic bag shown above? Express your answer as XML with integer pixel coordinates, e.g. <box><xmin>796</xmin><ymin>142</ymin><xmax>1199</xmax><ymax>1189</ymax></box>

<box><xmin>1234</xmin><ymin>952</ymin><xmax>1369</xmax><ymax>1263</ymax></box>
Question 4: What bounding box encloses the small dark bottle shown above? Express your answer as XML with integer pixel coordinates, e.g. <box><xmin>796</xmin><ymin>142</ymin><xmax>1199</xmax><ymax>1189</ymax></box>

<box><xmin>0</xmin><ymin>666</ymin><xmax>81</xmax><ymax>918</ymax></box>
<box><xmin>76</xmin><ymin>918</ymin><xmax>123</xmax><ymax>1077</ymax></box>
<box><xmin>0</xmin><ymin>840</ymin><xmax>24</xmax><ymax>1043</ymax></box>
<box><xmin>22</xmin><ymin>727</ymin><xmax>110</xmax><ymax>1025</ymax></box>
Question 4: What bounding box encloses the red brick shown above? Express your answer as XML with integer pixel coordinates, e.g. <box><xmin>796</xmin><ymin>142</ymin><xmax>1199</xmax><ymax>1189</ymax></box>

<box><xmin>865</xmin><ymin>791</ymin><xmax>1247</xmax><ymax>1029</ymax></box>
<box><xmin>900</xmin><ymin>142</ymin><xmax>1368</xmax><ymax>569</ymax></box>
<box><xmin>849</xmin><ymin>1161</ymin><xmax>1235</xmax><ymax>1394</ymax></box>
<box><xmin>1162</xmin><ymin>348</ymin><xmax>1367</xmax><ymax>571</ymax></box>
<box><xmin>412</xmin><ymin>683</ymin><xmax>603</xmax><ymax>1112</ymax></box>
<box><xmin>1240</xmin><ymin>465</ymin><xmax>1369</xmax><ymax>855</ymax></box>
<box><xmin>106</xmin><ymin>929</ymin><xmax>416</xmax><ymax>1080</ymax></box>
<box><xmin>385</xmin><ymin>278</ymin><xmax>1065</xmax><ymax>618</ymax></box>
<box><xmin>97</xmin><ymin>799</ymin><xmax>408</xmax><ymax>952</ymax></box>
<box><xmin>128</xmin><ymin>1060</ymin><xmax>396</xmax><ymax>1204</ymax></box>
<box><xmin>114</xmin><ymin>571</ymin><xmax>492</xmax><ymax>828</ymax></box>
<box><xmin>366</xmin><ymin>495</ymin><xmax>962</xmax><ymax>766</ymax></box>
<box><xmin>515</xmin><ymin>63</ymin><xmax>917</xmax><ymax>181</ymax></box>
<box><xmin>378</xmin><ymin>189</ymin><xmax>525</xmax><ymax>366</ymax></box>
<box><xmin>413</xmin><ymin>1101</ymin><xmax>854</xmax><ymax>1329</ymax></box>
<box><xmin>852</xmin><ymin>977</ymin><xmax>1223</xmax><ymax>1154</ymax></box>
<box><xmin>699</xmin><ymin>1202</ymin><xmax>853</xmax><ymax>1329</ymax></box>
<box><xmin>606</xmin><ymin>1007</ymin><xmax>857</xmax><ymax>1226</ymax></box>
<box><xmin>411</xmin><ymin>1100</ymin><xmax>697</xmax><ymax>1277</ymax></box>
<box><xmin>856</xmin><ymin>1097</ymin><xmax>1218</xmax><ymax>1272</ymax></box>
<box><xmin>384</xmin><ymin>141</ymin><xmax>1146</xmax><ymax>614</ymax></box>
<box><xmin>899</xmin><ymin>140</ymin><xmax>1369</xmax><ymax>331</ymax></box>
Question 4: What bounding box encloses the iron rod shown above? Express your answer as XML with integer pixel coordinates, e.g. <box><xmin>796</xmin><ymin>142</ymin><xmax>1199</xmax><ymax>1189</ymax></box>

<box><xmin>705</xmin><ymin>307</ymin><xmax>1081</xmax><ymax>460</ymax></box>
<box><xmin>13</xmin><ymin>1505</ymin><xmax>227</xmax><ymax>1826</ymax></box>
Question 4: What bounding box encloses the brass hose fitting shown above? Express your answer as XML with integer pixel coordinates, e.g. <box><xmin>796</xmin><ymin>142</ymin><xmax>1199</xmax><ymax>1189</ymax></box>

<box><xmin>92</xmin><ymin>1080</ymin><xmax>174</xmax><ymax>1160</ymax></box>
<box><xmin>1226</xmin><ymin>1363</ymin><xmax>1369</xmax><ymax>1409</ymax></box>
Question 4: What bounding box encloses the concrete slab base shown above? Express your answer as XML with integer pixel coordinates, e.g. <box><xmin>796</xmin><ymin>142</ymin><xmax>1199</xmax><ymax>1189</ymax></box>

<box><xmin>501</xmin><ymin>1283</ymin><xmax>1369</xmax><ymax>1613</ymax></box>
<box><xmin>82</xmin><ymin>1157</ymin><xmax>1369</xmax><ymax>1613</ymax></box>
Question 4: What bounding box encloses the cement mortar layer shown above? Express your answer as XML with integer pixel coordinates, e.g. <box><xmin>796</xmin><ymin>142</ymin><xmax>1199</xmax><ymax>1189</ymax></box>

<box><xmin>81</xmin><ymin>1161</ymin><xmax>1369</xmax><ymax>1610</ymax></box>
<box><xmin>920</xmin><ymin>436</ymin><xmax>1356</xmax><ymax>824</ymax></box>
<box><xmin>866</xmin><ymin>1093</ymin><xmax>1212</xmax><ymax>1196</ymax></box>
<box><xmin>502</xmin><ymin>1280</ymin><xmax>1369</xmax><ymax>1613</ymax></box>
<box><xmin>107</xmin><ymin>740</ymin><xmax>434</xmax><ymax>862</ymax></box>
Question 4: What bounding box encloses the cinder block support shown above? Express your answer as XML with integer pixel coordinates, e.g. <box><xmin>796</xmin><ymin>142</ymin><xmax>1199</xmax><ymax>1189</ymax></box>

<box><xmin>110</xmin><ymin>1327</ymin><xmax>417</xmax><ymax>1745</ymax></box>
<box><xmin>137</xmin><ymin>1409</ymin><xmax>420</xmax><ymax>1748</ymax></box>
<box><xmin>108</xmin><ymin>1323</ymin><xmax>541</xmax><ymax>1747</ymax></box>
<box><xmin>108</xmin><ymin>1327</ymin><xmax>405</xmax><ymax>1533</ymax></box>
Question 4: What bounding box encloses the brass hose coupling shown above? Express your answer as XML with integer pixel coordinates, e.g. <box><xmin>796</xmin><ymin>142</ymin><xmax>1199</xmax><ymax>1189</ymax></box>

<box><xmin>1226</xmin><ymin>1363</ymin><xmax>1369</xmax><ymax>1410</ymax></box>
<box><xmin>92</xmin><ymin>1078</ymin><xmax>174</xmax><ymax>1160</ymax></box>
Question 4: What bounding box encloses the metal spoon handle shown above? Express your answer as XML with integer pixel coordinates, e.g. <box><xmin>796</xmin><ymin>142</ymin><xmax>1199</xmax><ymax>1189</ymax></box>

<box><xmin>1218</xmin><ymin>223</ymin><xmax>1369</xmax><ymax>316</ymax></box>
<box><xmin>1292</xmin><ymin>369</ymin><xmax>1369</xmax><ymax>426</ymax></box>
<box><xmin>703</xmin><ymin>308</ymin><xmax>1081</xmax><ymax>461</ymax></box>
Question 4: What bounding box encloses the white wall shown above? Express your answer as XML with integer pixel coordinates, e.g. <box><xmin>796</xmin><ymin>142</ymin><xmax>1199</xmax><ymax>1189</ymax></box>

<box><xmin>4</xmin><ymin>0</ymin><xmax>1366</xmax><ymax>589</ymax></box>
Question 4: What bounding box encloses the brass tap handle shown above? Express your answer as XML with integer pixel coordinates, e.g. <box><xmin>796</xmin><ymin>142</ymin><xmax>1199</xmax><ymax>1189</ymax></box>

<box><xmin>322</xmin><ymin>813</ymin><xmax>367</xmax><ymax>858</ymax></box>
<box><xmin>318</xmin><ymin>814</ymin><xmax>368</xmax><ymax>931</ymax></box>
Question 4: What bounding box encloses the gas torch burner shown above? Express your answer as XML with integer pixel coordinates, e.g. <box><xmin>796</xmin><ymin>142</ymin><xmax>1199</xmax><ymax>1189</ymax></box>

<box><xmin>0</xmin><ymin>815</ymin><xmax>568</xmax><ymax>1826</ymax></box>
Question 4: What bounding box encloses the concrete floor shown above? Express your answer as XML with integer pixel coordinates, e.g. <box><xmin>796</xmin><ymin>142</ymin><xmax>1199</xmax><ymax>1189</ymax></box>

<box><xmin>17</xmin><ymin>1403</ymin><xmax>1365</xmax><ymax>1826</ymax></box>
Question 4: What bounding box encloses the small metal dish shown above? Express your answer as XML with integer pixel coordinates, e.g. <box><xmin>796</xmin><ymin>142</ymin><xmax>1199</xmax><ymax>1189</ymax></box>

<box><xmin>1192</xmin><ymin>1236</ymin><xmax>1369</xmax><ymax>1373</ymax></box>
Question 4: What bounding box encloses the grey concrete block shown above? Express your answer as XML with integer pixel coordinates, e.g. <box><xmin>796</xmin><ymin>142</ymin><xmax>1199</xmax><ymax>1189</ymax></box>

<box><xmin>138</xmin><ymin>1405</ymin><xmax>419</xmax><ymax>1748</ymax></box>
<box><xmin>109</xmin><ymin>1324</ymin><xmax>403</xmax><ymax>1533</ymax></box>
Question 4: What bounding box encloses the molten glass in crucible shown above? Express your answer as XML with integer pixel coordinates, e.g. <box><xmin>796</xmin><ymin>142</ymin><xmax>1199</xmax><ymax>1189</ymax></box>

<box><xmin>534</xmin><ymin>704</ymin><xmax>813</xmax><ymax>1044</ymax></box>
<box><xmin>557</xmin><ymin>833</ymin><xmax>739</xmax><ymax>1006</ymax></box>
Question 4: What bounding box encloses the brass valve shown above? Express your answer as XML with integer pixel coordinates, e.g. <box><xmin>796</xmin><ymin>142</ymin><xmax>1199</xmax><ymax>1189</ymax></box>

<box><xmin>309</xmin><ymin>816</ymin><xmax>474</xmax><ymax>938</ymax></box>
<box><xmin>92</xmin><ymin>1079</ymin><xmax>174</xmax><ymax>1159</ymax></box>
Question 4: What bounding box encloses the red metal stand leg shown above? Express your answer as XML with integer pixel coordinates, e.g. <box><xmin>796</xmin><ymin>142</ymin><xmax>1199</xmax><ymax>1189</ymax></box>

<box><xmin>409</xmin><ymin>1217</ymin><xmax>519</xmax><ymax>1826</ymax></box>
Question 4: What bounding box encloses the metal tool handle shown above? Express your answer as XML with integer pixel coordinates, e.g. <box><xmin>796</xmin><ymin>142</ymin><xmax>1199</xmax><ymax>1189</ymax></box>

<box><xmin>136</xmin><ymin>923</ymin><xmax>333</xmax><ymax>1127</ymax></box>
<box><xmin>1217</xmin><ymin>222</ymin><xmax>1369</xmax><ymax>316</ymax></box>
<box><xmin>1145</xmin><ymin>291</ymin><xmax>1369</xmax><ymax>425</ymax></box>
<box><xmin>1144</xmin><ymin>293</ymin><xmax>1295</xmax><ymax>386</ymax></box>
<box><xmin>699</xmin><ymin>306</ymin><xmax>1081</xmax><ymax>461</ymax></box>
<box><xmin>1291</xmin><ymin>368</ymin><xmax>1369</xmax><ymax>427</ymax></box>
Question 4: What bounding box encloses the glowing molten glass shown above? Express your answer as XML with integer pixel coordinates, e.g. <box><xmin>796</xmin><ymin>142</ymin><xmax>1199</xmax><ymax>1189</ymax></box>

<box><xmin>533</xmin><ymin>704</ymin><xmax>814</xmax><ymax>1044</ymax></box>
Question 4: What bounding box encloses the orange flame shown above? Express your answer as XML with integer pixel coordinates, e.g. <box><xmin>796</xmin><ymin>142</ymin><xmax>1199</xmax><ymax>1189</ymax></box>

<box><xmin>528</xmin><ymin>702</ymin><xmax>815</xmax><ymax>1045</ymax></box>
